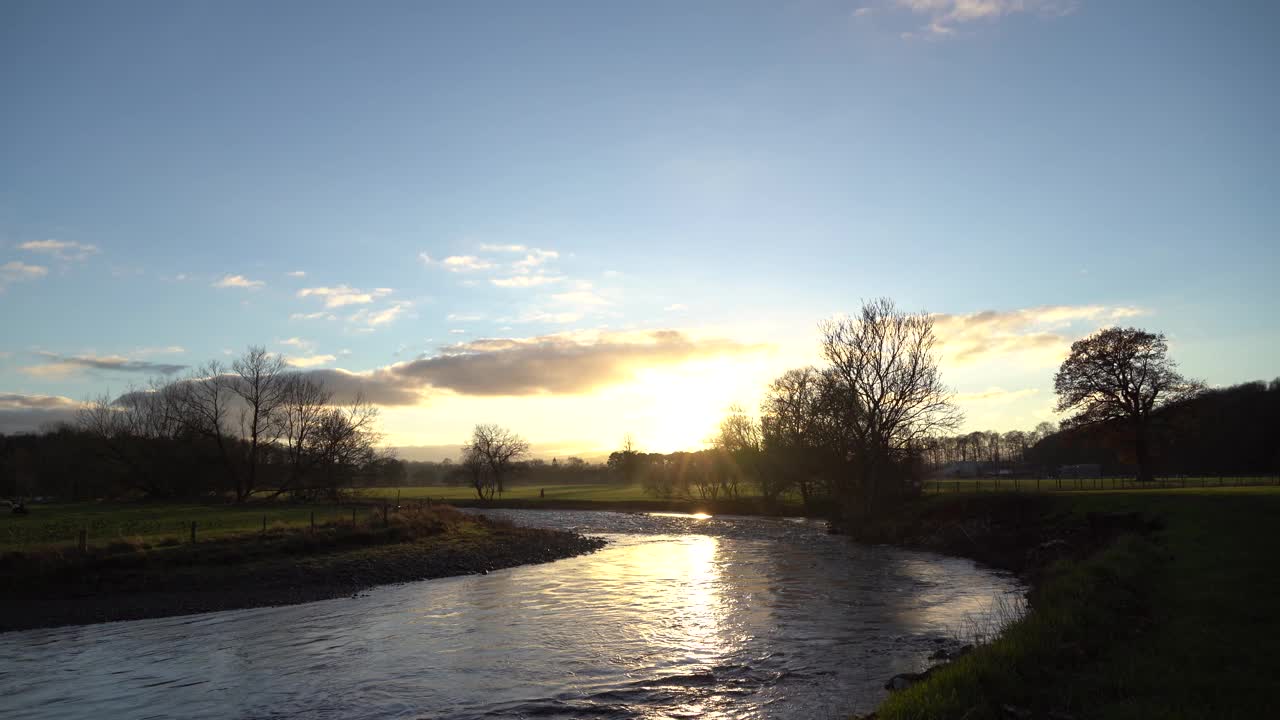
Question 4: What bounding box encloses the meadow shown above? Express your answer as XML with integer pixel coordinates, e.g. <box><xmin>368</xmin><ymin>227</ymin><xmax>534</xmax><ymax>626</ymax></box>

<box><xmin>872</xmin><ymin>485</ymin><xmax>1280</xmax><ymax>719</ymax></box>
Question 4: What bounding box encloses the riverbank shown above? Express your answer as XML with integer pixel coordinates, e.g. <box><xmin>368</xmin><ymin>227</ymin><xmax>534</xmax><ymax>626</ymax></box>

<box><xmin>0</xmin><ymin>505</ymin><xmax>605</xmax><ymax>633</ymax></box>
<box><xmin>849</xmin><ymin>487</ymin><xmax>1280</xmax><ymax>719</ymax></box>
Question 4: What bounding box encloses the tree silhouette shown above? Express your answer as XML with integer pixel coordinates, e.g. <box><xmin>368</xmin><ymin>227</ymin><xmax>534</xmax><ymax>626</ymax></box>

<box><xmin>1054</xmin><ymin>327</ymin><xmax>1203</xmax><ymax>482</ymax></box>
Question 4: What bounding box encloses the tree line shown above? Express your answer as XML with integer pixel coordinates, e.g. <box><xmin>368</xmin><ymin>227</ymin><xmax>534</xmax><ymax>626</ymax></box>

<box><xmin>0</xmin><ymin>347</ymin><xmax>385</xmax><ymax>502</ymax></box>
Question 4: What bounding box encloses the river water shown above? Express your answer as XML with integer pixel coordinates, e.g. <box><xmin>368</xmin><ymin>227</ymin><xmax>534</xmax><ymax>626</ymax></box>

<box><xmin>0</xmin><ymin>509</ymin><xmax>1023</xmax><ymax>719</ymax></box>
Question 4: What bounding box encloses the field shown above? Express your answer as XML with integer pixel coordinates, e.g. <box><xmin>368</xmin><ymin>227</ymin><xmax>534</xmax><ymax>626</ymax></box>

<box><xmin>875</xmin><ymin>486</ymin><xmax>1280</xmax><ymax>719</ymax></box>
<box><xmin>925</xmin><ymin>474</ymin><xmax>1280</xmax><ymax>494</ymax></box>
<box><xmin>0</xmin><ymin>502</ymin><xmax>362</xmax><ymax>551</ymax></box>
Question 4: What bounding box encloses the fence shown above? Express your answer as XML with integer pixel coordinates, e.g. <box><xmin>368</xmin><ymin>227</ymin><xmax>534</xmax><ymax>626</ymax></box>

<box><xmin>927</xmin><ymin>474</ymin><xmax>1280</xmax><ymax>494</ymax></box>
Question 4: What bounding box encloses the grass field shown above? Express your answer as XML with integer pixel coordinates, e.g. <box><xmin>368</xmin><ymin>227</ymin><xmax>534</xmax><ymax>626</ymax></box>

<box><xmin>875</xmin><ymin>486</ymin><xmax>1280</xmax><ymax>719</ymax></box>
<box><xmin>0</xmin><ymin>502</ymin><xmax>362</xmax><ymax>550</ymax></box>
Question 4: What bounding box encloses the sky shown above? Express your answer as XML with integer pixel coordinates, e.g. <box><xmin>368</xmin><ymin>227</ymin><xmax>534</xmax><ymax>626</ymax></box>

<box><xmin>2</xmin><ymin>1</ymin><xmax>1277</xmax><ymax>460</ymax></box>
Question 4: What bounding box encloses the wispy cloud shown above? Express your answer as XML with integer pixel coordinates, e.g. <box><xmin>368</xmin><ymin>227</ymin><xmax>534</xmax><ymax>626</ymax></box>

<box><xmin>212</xmin><ymin>274</ymin><xmax>265</xmax><ymax>289</ymax></box>
<box><xmin>420</xmin><ymin>254</ymin><xmax>495</xmax><ymax>272</ymax></box>
<box><xmin>892</xmin><ymin>0</ymin><xmax>1078</xmax><ymax>38</ymax></box>
<box><xmin>0</xmin><ymin>261</ymin><xmax>48</xmax><ymax>290</ymax></box>
<box><xmin>954</xmin><ymin>387</ymin><xmax>1040</xmax><ymax>403</ymax></box>
<box><xmin>348</xmin><ymin>301</ymin><xmax>411</xmax><ymax>327</ymax></box>
<box><xmin>286</xmin><ymin>270</ymin><xmax>307</xmax><ymax>278</ymax></box>
<box><xmin>22</xmin><ymin>352</ymin><xmax>189</xmax><ymax>378</ymax></box>
<box><xmin>286</xmin><ymin>353</ymin><xmax>336</xmax><ymax>368</ymax></box>
<box><xmin>297</xmin><ymin>285</ymin><xmax>392</xmax><ymax>308</ymax></box>
<box><xmin>491</xmin><ymin>274</ymin><xmax>563</xmax><ymax>288</ymax></box>
<box><xmin>18</xmin><ymin>239</ymin><xmax>100</xmax><ymax>262</ymax></box>
<box><xmin>290</xmin><ymin>311</ymin><xmax>337</xmax><ymax>321</ymax></box>
<box><xmin>932</xmin><ymin>304</ymin><xmax>1145</xmax><ymax>365</ymax></box>
<box><xmin>478</xmin><ymin>243</ymin><xmax>528</xmax><ymax>253</ymax></box>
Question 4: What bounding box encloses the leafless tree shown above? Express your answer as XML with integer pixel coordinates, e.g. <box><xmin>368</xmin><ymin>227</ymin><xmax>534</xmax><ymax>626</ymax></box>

<box><xmin>276</xmin><ymin>373</ymin><xmax>333</xmax><ymax>496</ymax></box>
<box><xmin>467</xmin><ymin>423</ymin><xmax>529</xmax><ymax>497</ymax></box>
<box><xmin>461</xmin><ymin>444</ymin><xmax>493</xmax><ymax>500</ymax></box>
<box><xmin>230</xmin><ymin>347</ymin><xmax>290</xmax><ymax>501</ymax></box>
<box><xmin>820</xmin><ymin>298</ymin><xmax>962</xmax><ymax>514</ymax></box>
<box><xmin>1054</xmin><ymin>327</ymin><xmax>1204</xmax><ymax>483</ymax></box>
<box><xmin>308</xmin><ymin>394</ymin><xmax>382</xmax><ymax>499</ymax></box>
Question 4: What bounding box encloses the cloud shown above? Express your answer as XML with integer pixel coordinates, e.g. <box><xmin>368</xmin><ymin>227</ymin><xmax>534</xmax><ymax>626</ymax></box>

<box><xmin>932</xmin><ymin>305</ymin><xmax>1146</xmax><ymax>366</ymax></box>
<box><xmin>853</xmin><ymin>7</ymin><xmax>875</xmax><ymax>17</ymax></box>
<box><xmin>424</xmin><ymin>255</ymin><xmax>494</xmax><ymax>272</ymax></box>
<box><xmin>279</xmin><ymin>337</ymin><xmax>313</xmax><ymax>349</ymax></box>
<box><xmin>286</xmin><ymin>270</ymin><xmax>307</xmax><ymax>278</ymax></box>
<box><xmin>297</xmin><ymin>285</ymin><xmax>392</xmax><ymax>308</ymax></box>
<box><xmin>478</xmin><ymin>244</ymin><xmax>527</xmax><ymax>253</ymax></box>
<box><xmin>512</xmin><ymin>248</ymin><xmax>559</xmax><ymax>271</ymax></box>
<box><xmin>491</xmin><ymin>274</ymin><xmax>563</xmax><ymax>288</ymax></box>
<box><xmin>286</xmin><ymin>354</ymin><xmax>337</xmax><ymax>368</ymax></box>
<box><xmin>954</xmin><ymin>387</ymin><xmax>1040</xmax><ymax>403</ymax></box>
<box><xmin>212</xmin><ymin>274</ymin><xmax>265</xmax><ymax>289</ymax></box>
<box><xmin>285</xmin><ymin>329</ymin><xmax>766</xmax><ymax>405</ymax></box>
<box><xmin>664</xmin><ymin>303</ymin><xmax>688</xmax><ymax>312</ymax></box>
<box><xmin>17</xmin><ymin>239</ymin><xmax>100</xmax><ymax>262</ymax></box>
<box><xmin>446</xmin><ymin>312</ymin><xmax>485</xmax><ymax>322</ymax></box>
<box><xmin>0</xmin><ymin>393</ymin><xmax>85</xmax><ymax>433</ymax></box>
<box><xmin>290</xmin><ymin>311</ymin><xmax>337</xmax><ymax>321</ymax></box>
<box><xmin>348</xmin><ymin>301</ymin><xmax>411</xmax><ymax>327</ymax></box>
<box><xmin>1</xmin><ymin>261</ymin><xmax>48</xmax><ymax>289</ymax></box>
<box><xmin>22</xmin><ymin>352</ymin><xmax>190</xmax><ymax>378</ymax></box>
<box><xmin>894</xmin><ymin>0</ymin><xmax>1078</xmax><ymax>36</ymax></box>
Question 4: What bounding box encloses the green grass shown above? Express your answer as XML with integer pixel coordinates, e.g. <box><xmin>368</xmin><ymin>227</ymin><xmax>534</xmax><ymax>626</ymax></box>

<box><xmin>0</xmin><ymin>502</ymin><xmax>362</xmax><ymax>550</ymax></box>
<box><xmin>875</xmin><ymin>486</ymin><xmax>1280</xmax><ymax>719</ymax></box>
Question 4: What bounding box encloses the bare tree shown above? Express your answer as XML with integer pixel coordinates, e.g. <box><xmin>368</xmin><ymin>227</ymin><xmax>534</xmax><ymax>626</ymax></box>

<box><xmin>276</xmin><ymin>373</ymin><xmax>333</xmax><ymax>497</ymax></box>
<box><xmin>820</xmin><ymin>298</ymin><xmax>962</xmax><ymax>515</ymax></box>
<box><xmin>760</xmin><ymin>366</ymin><xmax>825</xmax><ymax>504</ymax></box>
<box><xmin>467</xmin><ymin>423</ymin><xmax>529</xmax><ymax>497</ymax></box>
<box><xmin>308</xmin><ymin>395</ymin><xmax>381</xmax><ymax>500</ymax></box>
<box><xmin>230</xmin><ymin>347</ymin><xmax>289</xmax><ymax>501</ymax></box>
<box><xmin>461</xmin><ymin>444</ymin><xmax>493</xmax><ymax>500</ymax></box>
<box><xmin>1054</xmin><ymin>327</ymin><xmax>1204</xmax><ymax>483</ymax></box>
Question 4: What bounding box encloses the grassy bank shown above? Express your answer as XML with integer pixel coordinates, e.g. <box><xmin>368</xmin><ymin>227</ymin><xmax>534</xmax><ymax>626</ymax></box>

<box><xmin>859</xmin><ymin>487</ymin><xmax>1280</xmax><ymax>719</ymax></box>
<box><xmin>1</xmin><ymin>503</ymin><xmax>605</xmax><ymax>633</ymax></box>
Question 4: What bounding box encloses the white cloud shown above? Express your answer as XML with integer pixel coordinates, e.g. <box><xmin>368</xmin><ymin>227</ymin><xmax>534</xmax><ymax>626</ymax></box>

<box><xmin>290</xmin><ymin>311</ymin><xmax>337</xmax><ymax>321</ymax></box>
<box><xmin>298</xmin><ymin>285</ymin><xmax>392</xmax><ymax>308</ymax></box>
<box><xmin>894</xmin><ymin>0</ymin><xmax>1078</xmax><ymax>36</ymax></box>
<box><xmin>429</xmin><ymin>255</ymin><xmax>494</xmax><ymax>272</ymax></box>
<box><xmin>491</xmin><ymin>274</ymin><xmax>564</xmax><ymax>288</ymax></box>
<box><xmin>286</xmin><ymin>270</ymin><xmax>307</xmax><ymax>278</ymax></box>
<box><xmin>932</xmin><ymin>305</ymin><xmax>1147</xmax><ymax>366</ymax></box>
<box><xmin>279</xmin><ymin>337</ymin><xmax>313</xmax><ymax>349</ymax></box>
<box><xmin>286</xmin><ymin>354</ymin><xmax>336</xmax><ymax>368</ymax></box>
<box><xmin>212</xmin><ymin>274</ymin><xmax>265</xmax><ymax>289</ymax></box>
<box><xmin>513</xmin><ymin>248</ymin><xmax>559</xmax><ymax>271</ymax></box>
<box><xmin>348</xmin><ymin>301</ymin><xmax>411</xmax><ymax>327</ymax></box>
<box><xmin>478</xmin><ymin>244</ymin><xmax>528</xmax><ymax>253</ymax></box>
<box><xmin>447</xmin><ymin>312</ymin><xmax>485</xmax><ymax>322</ymax></box>
<box><xmin>0</xmin><ymin>261</ymin><xmax>48</xmax><ymax>289</ymax></box>
<box><xmin>17</xmin><ymin>239</ymin><xmax>100</xmax><ymax>262</ymax></box>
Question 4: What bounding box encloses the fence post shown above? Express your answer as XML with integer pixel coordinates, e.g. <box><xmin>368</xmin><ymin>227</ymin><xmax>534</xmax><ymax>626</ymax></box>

<box><xmin>190</xmin><ymin>521</ymin><xmax>197</xmax><ymax>544</ymax></box>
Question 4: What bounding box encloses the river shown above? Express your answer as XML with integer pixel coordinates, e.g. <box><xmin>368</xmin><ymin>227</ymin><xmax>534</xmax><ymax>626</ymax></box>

<box><xmin>0</xmin><ymin>509</ymin><xmax>1023</xmax><ymax>719</ymax></box>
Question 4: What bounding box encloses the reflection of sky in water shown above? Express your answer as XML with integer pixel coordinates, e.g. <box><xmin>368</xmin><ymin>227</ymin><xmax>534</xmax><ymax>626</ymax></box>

<box><xmin>0</xmin><ymin>509</ymin><xmax>1024</xmax><ymax>720</ymax></box>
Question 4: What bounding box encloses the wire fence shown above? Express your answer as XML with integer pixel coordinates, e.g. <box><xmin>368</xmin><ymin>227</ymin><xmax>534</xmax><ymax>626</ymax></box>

<box><xmin>926</xmin><ymin>474</ymin><xmax>1280</xmax><ymax>494</ymax></box>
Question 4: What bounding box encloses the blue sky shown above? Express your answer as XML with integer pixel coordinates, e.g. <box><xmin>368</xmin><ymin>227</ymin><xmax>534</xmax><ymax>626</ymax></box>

<box><xmin>2</xmin><ymin>1</ymin><xmax>1277</xmax><ymax>457</ymax></box>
